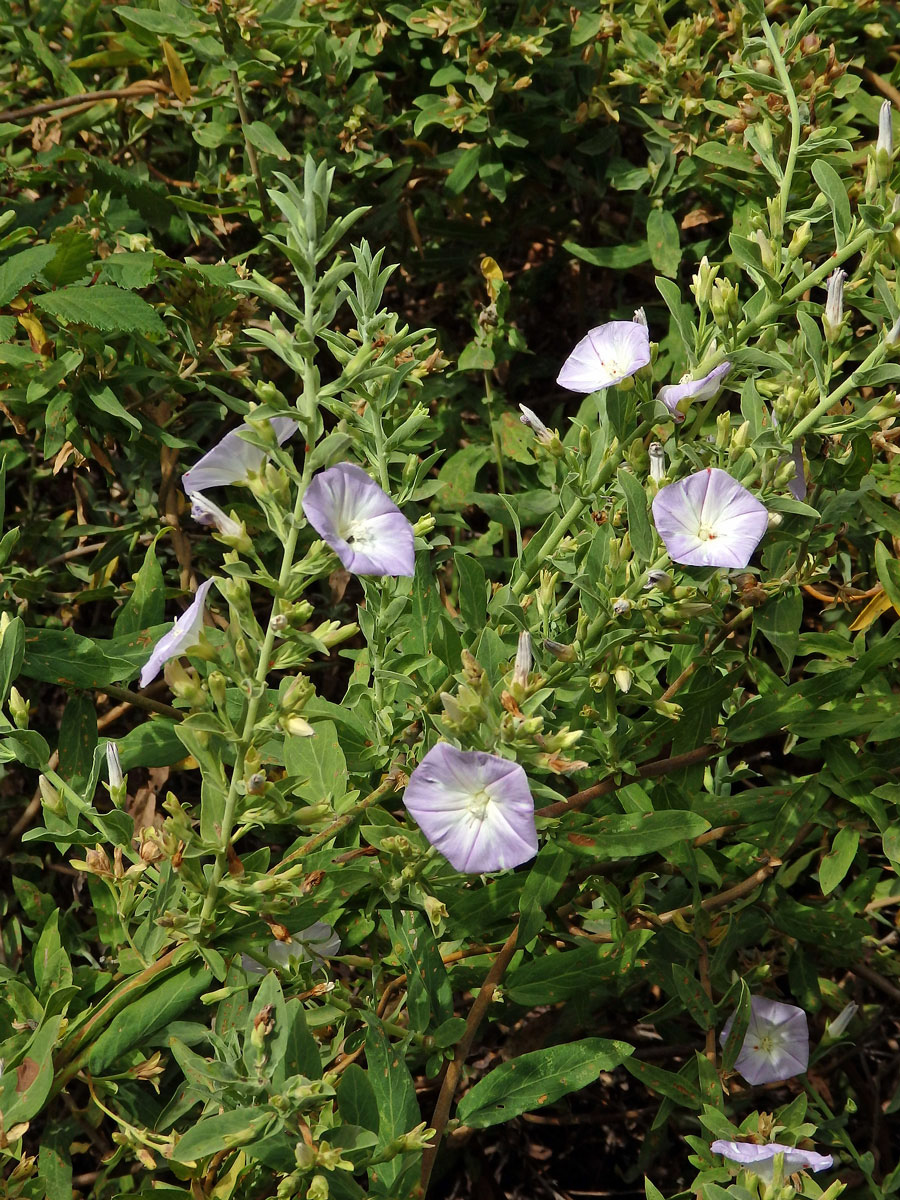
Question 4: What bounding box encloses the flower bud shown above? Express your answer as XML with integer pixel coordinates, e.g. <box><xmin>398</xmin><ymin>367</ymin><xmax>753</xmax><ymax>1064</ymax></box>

<box><xmin>612</xmin><ymin>597</ymin><xmax>631</xmax><ymax>617</ymax></box>
<box><xmin>644</xmin><ymin>570</ymin><xmax>673</xmax><ymax>592</ymax></box>
<box><xmin>39</xmin><ymin>775</ymin><xmax>65</xmax><ymax>815</ymax></box>
<box><xmin>750</xmin><ymin>228</ymin><xmax>776</xmax><ymax>274</ymax></box>
<box><xmin>825</xmin><ymin>1001</ymin><xmax>858</xmax><ymax>1039</ymax></box>
<box><xmin>787</xmin><ymin>220</ymin><xmax>812</xmax><ymax>259</ymax></box>
<box><xmin>613</xmin><ymin>665</ymin><xmax>633</xmax><ymax>693</ymax></box>
<box><xmin>207</xmin><ymin>670</ymin><xmax>227</xmax><ymax>710</ymax></box>
<box><xmin>823</xmin><ymin>268</ymin><xmax>846</xmax><ymax>343</ymax></box>
<box><xmin>422</xmin><ymin>894</ymin><xmax>449</xmax><ymax>929</ymax></box>
<box><xmin>715</xmin><ymin>410</ymin><xmax>731</xmax><ymax>448</ymax></box>
<box><xmin>106</xmin><ymin>741</ymin><xmax>127</xmax><ymax>808</ymax></box>
<box><xmin>512</xmin><ymin>630</ymin><xmax>532</xmax><ymax>690</ymax></box>
<box><xmin>8</xmin><ymin>686</ymin><xmax>29</xmax><ymax>729</ymax></box>
<box><xmin>282</xmin><ymin>714</ymin><xmax>314</xmax><ymax>737</ymax></box>
<box><xmin>710</xmin><ymin>278</ymin><xmax>740</xmax><ymax>328</ymax></box>
<box><xmin>691</xmin><ymin>256</ymin><xmax>718</xmax><ymax>306</ymax></box>
<box><xmin>648</xmin><ymin>441</ymin><xmax>665</xmax><ymax>484</ymax></box>
<box><xmin>413</xmin><ymin>512</ymin><xmax>436</xmax><ymax>538</ymax></box>
<box><xmin>876</xmin><ymin>99</ymin><xmax>894</xmax><ymax>184</ymax></box>
<box><xmin>886</xmin><ymin>314</ymin><xmax>900</xmax><ymax>346</ymax></box>
<box><xmin>543</xmin><ymin>639</ymin><xmax>576</xmax><ymax>662</ymax></box>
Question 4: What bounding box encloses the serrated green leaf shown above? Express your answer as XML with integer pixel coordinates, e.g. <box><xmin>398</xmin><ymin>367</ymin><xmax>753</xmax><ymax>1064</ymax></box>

<box><xmin>34</xmin><ymin>284</ymin><xmax>166</xmax><ymax>336</ymax></box>
<box><xmin>0</xmin><ymin>244</ymin><xmax>57</xmax><ymax>305</ymax></box>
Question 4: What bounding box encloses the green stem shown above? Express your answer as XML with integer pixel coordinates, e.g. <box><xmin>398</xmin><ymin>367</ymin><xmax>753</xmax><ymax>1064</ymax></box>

<box><xmin>272</xmin><ymin>776</ymin><xmax>396</xmax><ymax>875</ymax></box>
<box><xmin>214</xmin><ymin>6</ymin><xmax>271</xmax><ymax>223</ymax></box>
<box><xmin>803</xmin><ymin>1082</ymin><xmax>882</xmax><ymax>1196</ymax></box>
<box><xmin>761</xmin><ymin>14</ymin><xmax>801</xmax><ymax>235</ymax></box>
<box><xmin>790</xmin><ymin>339</ymin><xmax>888</xmax><ymax>438</ymax></box>
<box><xmin>510</xmin><ymin>419</ymin><xmax>652</xmax><ymax>599</ymax></box>
<box><xmin>483</xmin><ymin>369</ymin><xmax>511</xmax><ymax>560</ymax></box>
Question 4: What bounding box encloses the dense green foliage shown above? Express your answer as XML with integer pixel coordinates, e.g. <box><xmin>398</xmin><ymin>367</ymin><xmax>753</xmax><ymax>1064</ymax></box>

<box><xmin>2</xmin><ymin>1</ymin><xmax>900</xmax><ymax>1198</ymax></box>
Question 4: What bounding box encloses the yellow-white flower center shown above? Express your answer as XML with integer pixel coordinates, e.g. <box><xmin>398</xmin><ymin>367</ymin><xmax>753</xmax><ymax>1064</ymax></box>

<box><xmin>467</xmin><ymin>787</ymin><xmax>492</xmax><ymax>821</ymax></box>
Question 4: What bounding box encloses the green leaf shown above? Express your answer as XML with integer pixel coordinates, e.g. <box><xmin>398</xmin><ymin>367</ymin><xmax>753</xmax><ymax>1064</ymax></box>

<box><xmin>455</xmin><ymin>552</ymin><xmax>487</xmax><ymax>633</ymax></box>
<box><xmin>33</xmin><ymin>910</ymin><xmax>72</xmax><ymax>995</ymax></box>
<box><xmin>34</xmin><ymin>285</ymin><xmax>166</xmax><ymax>337</ymax></box>
<box><xmin>720</xmin><ymin>980</ymin><xmax>751</xmax><ymax>1073</ymax></box>
<box><xmin>0</xmin><ymin>614</ymin><xmax>25</xmax><ymax>705</ymax></box>
<box><xmin>244</xmin><ymin>971</ymin><xmax>289</xmax><ymax>1077</ymax></box>
<box><xmin>364</xmin><ymin>1020</ymin><xmax>420</xmax><ymax>1193</ymax></box>
<box><xmin>517</xmin><ymin>843</ymin><xmax>571</xmax><ymax>947</ymax></box>
<box><xmin>42</xmin><ymin>230</ymin><xmax>94</xmax><ymax>287</ymax></box>
<box><xmin>337</xmin><ymin>1063</ymin><xmax>381</xmax><ymax>1133</ymax></box>
<box><xmin>565</xmin><ymin>810</ymin><xmax>710</xmax><ymax>859</ymax></box>
<box><xmin>623</xmin><ymin>1057</ymin><xmax>702</xmax><ymax>1110</ymax></box>
<box><xmin>0</xmin><ymin>1016</ymin><xmax>64</xmax><ymax>1125</ymax></box>
<box><xmin>244</xmin><ymin>121</ymin><xmax>291</xmax><ymax>161</ymax></box>
<box><xmin>811</xmin><ymin>159</ymin><xmax>851</xmax><ymax>247</ymax></box>
<box><xmin>646</xmin><ymin>209</ymin><xmax>682</xmax><ymax>277</ymax></box>
<box><xmin>754</xmin><ymin>588</ymin><xmax>803</xmax><ymax>674</ymax></box>
<box><xmin>436</xmin><ymin>444</ymin><xmax>492</xmax><ymax>510</ymax></box>
<box><xmin>381</xmin><ymin>911</ymin><xmax>453</xmax><ymax>1032</ymax></box>
<box><xmin>38</xmin><ymin>1123</ymin><xmax>74</xmax><ymax>1200</ymax></box>
<box><xmin>91</xmin><ymin>384</ymin><xmax>142</xmax><ymax>432</ymax></box>
<box><xmin>115</xmin><ymin>538</ymin><xmax>165</xmax><ymax>634</ymax></box>
<box><xmin>457</xmin><ymin>1038</ymin><xmax>632</xmax><ymax>1128</ymax></box>
<box><xmin>284</xmin><ymin>720</ymin><xmax>347</xmax><ymax>805</ymax></box>
<box><xmin>21</xmin><ymin>628</ymin><xmax>136</xmax><ymax>688</ymax></box>
<box><xmin>655</xmin><ymin>276</ymin><xmax>694</xmax><ymax>351</ymax></box>
<box><xmin>508</xmin><ymin>931</ymin><xmax>653</xmax><ymax>1005</ymax></box>
<box><xmin>564</xmin><ymin>240</ymin><xmax>651</xmax><ymax>269</ymax></box>
<box><xmin>97</xmin><ymin>250</ymin><xmax>158</xmax><ymax>289</ymax></box>
<box><xmin>0</xmin><ymin>244</ymin><xmax>57</xmax><ymax>306</ymax></box>
<box><xmin>171</xmin><ymin>1108</ymin><xmax>277</xmax><ymax>1164</ymax></box>
<box><xmin>618</xmin><ymin>468</ymin><xmax>654</xmax><ymax>563</ymax></box>
<box><xmin>875</xmin><ymin>541</ymin><xmax>900</xmax><ymax>614</ymax></box>
<box><xmin>819</xmin><ymin>826</ymin><xmax>860</xmax><ymax>895</ymax></box>
<box><xmin>57</xmin><ymin>694</ymin><xmax>97</xmax><ymax>794</ymax></box>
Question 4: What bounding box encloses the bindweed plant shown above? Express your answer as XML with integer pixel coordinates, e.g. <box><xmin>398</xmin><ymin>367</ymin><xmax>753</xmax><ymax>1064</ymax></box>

<box><xmin>2</xmin><ymin>3</ymin><xmax>900</xmax><ymax>1199</ymax></box>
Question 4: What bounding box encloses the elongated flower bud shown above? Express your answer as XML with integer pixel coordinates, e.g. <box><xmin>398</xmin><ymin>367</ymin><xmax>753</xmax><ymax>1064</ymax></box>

<box><xmin>106</xmin><ymin>741</ymin><xmax>127</xmax><ymax>807</ymax></box>
<box><xmin>648</xmin><ymin>442</ymin><xmax>666</xmax><ymax>483</ymax></box>
<box><xmin>512</xmin><ymin>631</ymin><xmax>532</xmax><ymax>689</ymax></box>
<box><xmin>877</xmin><ymin>99</ymin><xmax>894</xmax><ymax>183</ymax></box>
<box><xmin>823</xmin><ymin>268</ymin><xmax>846</xmax><ymax>342</ymax></box>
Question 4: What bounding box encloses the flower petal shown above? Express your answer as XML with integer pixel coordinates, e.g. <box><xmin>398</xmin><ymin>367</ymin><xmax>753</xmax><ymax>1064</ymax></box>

<box><xmin>657</xmin><ymin>361</ymin><xmax>732</xmax><ymax>420</ymax></box>
<box><xmin>301</xmin><ymin>462</ymin><xmax>415</xmax><ymax>577</ymax></box>
<box><xmin>652</xmin><ymin>468</ymin><xmax>767</xmax><ymax>568</ymax></box>
<box><xmin>182</xmin><ymin>417</ymin><xmax>297</xmax><ymax>493</ymax></box>
<box><xmin>403</xmin><ymin>744</ymin><xmax>537</xmax><ymax>873</ymax></box>
<box><xmin>557</xmin><ymin>321</ymin><xmax>651</xmax><ymax>393</ymax></box>
<box><xmin>139</xmin><ymin>579</ymin><xmax>216</xmax><ymax>688</ymax></box>
<box><xmin>711</xmin><ymin>1141</ymin><xmax>832</xmax><ymax>1179</ymax></box>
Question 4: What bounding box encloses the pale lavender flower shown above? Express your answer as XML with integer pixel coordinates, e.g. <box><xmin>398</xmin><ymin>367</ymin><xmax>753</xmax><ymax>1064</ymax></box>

<box><xmin>182</xmin><ymin>417</ymin><xmax>298</xmax><ymax>493</ymax></box>
<box><xmin>301</xmin><ymin>462</ymin><xmax>414</xmax><ymax>577</ymax></box>
<box><xmin>269</xmin><ymin>922</ymin><xmax>341</xmax><ymax>971</ymax></box>
<box><xmin>886</xmin><ymin>314</ymin><xmax>900</xmax><ymax>345</ymax></box>
<box><xmin>556</xmin><ymin>321</ymin><xmax>651</xmax><ymax>394</ymax></box>
<box><xmin>403</xmin><ymin>744</ymin><xmax>538</xmax><ymax>873</ymax></box>
<box><xmin>652</xmin><ymin>468</ymin><xmax>768</xmax><ymax>569</ymax></box>
<box><xmin>139</xmin><ymin>579</ymin><xmax>216</xmax><ymax>688</ymax></box>
<box><xmin>720</xmin><ymin>996</ymin><xmax>809</xmax><ymax>1085</ymax></box>
<box><xmin>657</xmin><ymin>362</ymin><xmax>732</xmax><ymax>423</ymax></box>
<box><xmin>710</xmin><ymin>1141</ymin><xmax>833</xmax><ymax>1181</ymax></box>
<box><xmin>106</xmin><ymin>742</ymin><xmax>124</xmax><ymax>790</ymax></box>
<box><xmin>189</xmin><ymin>492</ymin><xmax>243</xmax><ymax>539</ymax></box>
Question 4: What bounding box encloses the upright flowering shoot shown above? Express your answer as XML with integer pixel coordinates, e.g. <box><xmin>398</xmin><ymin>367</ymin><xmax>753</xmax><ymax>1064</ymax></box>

<box><xmin>721</xmin><ymin>996</ymin><xmax>809</xmax><ymax>1085</ymax></box>
<box><xmin>556</xmin><ymin>320</ymin><xmax>650</xmax><ymax>394</ymax></box>
<box><xmin>402</xmin><ymin>744</ymin><xmax>538</xmax><ymax>873</ymax></box>
<box><xmin>652</xmin><ymin>468</ymin><xmax>767</xmax><ymax>569</ymax></box>
<box><xmin>182</xmin><ymin>417</ymin><xmax>298</xmax><ymax>493</ymax></box>
<box><xmin>301</xmin><ymin>462</ymin><xmax>415</xmax><ymax>577</ymax></box>
<box><xmin>139</xmin><ymin>579</ymin><xmax>216</xmax><ymax>688</ymax></box>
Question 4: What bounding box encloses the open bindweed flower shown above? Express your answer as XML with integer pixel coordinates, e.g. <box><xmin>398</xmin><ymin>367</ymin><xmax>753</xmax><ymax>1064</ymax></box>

<box><xmin>301</xmin><ymin>462</ymin><xmax>415</xmax><ymax>577</ymax></box>
<box><xmin>402</xmin><ymin>743</ymin><xmax>538</xmax><ymax>873</ymax></box>
<box><xmin>710</xmin><ymin>1141</ymin><xmax>833</xmax><ymax>1181</ymax></box>
<box><xmin>182</xmin><ymin>417</ymin><xmax>298</xmax><ymax>493</ymax></box>
<box><xmin>556</xmin><ymin>320</ymin><xmax>651</xmax><ymax>394</ymax></box>
<box><xmin>657</xmin><ymin>361</ymin><xmax>732</xmax><ymax>423</ymax></box>
<box><xmin>139</xmin><ymin>579</ymin><xmax>216</xmax><ymax>689</ymax></box>
<box><xmin>720</xmin><ymin>995</ymin><xmax>809</xmax><ymax>1085</ymax></box>
<box><xmin>652</xmin><ymin>467</ymin><xmax>768</xmax><ymax>569</ymax></box>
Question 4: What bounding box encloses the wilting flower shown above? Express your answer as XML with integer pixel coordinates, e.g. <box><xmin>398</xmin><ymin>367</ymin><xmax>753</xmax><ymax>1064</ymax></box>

<box><xmin>189</xmin><ymin>493</ymin><xmax>245</xmax><ymax>540</ymax></box>
<box><xmin>139</xmin><ymin>579</ymin><xmax>216</xmax><ymax>688</ymax></box>
<box><xmin>633</xmin><ymin>306</ymin><xmax>648</xmax><ymax>327</ymax></box>
<box><xmin>556</xmin><ymin>320</ymin><xmax>651</xmax><ymax>394</ymax></box>
<box><xmin>652</xmin><ymin>468</ymin><xmax>768</xmax><ymax>569</ymax></box>
<box><xmin>402</xmin><ymin>744</ymin><xmax>538</xmax><ymax>873</ymax></box>
<box><xmin>657</xmin><ymin>361</ymin><xmax>732</xmax><ymax>423</ymax></box>
<box><xmin>787</xmin><ymin>440</ymin><xmax>806</xmax><ymax>501</ymax></box>
<box><xmin>710</xmin><ymin>1141</ymin><xmax>833</xmax><ymax>1181</ymax></box>
<box><xmin>301</xmin><ymin>462</ymin><xmax>415</xmax><ymax>577</ymax></box>
<box><xmin>823</xmin><ymin>268</ymin><xmax>846</xmax><ymax>342</ymax></box>
<box><xmin>519</xmin><ymin>405</ymin><xmax>552</xmax><ymax>443</ymax></box>
<box><xmin>720</xmin><ymin>995</ymin><xmax>809</xmax><ymax>1085</ymax></box>
<box><xmin>648</xmin><ymin>441</ymin><xmax>666</xmax><ymax>484</ymax></box>
<box><xmin>242</xmin><ymin>923</ymin><xmax>341</xmax><ymax>976</ymax></box>
<box><xmin>182</xmin><ymin>417</ymin><xmax>297</xmax><ymax>493</ymax></box>
<box><xmin>512</xmin><ymin>631</ymin><xmax>532</xmax><ymax>689</ymax></box>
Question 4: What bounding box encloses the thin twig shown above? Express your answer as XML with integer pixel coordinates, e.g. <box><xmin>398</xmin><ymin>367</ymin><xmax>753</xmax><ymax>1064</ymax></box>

<box><xmin>0</xmin><ymin>82</ymin><xmax>164</xmax><ymax>123</ymax></box>
<box><xmin>420</xmin><ymin>925</ymin><xmax>520</xmax><ymax>1196</ymax></box>
<box><xmin>271</xmin><ymin>775</ymin><xmax>398</xmax><ymax>875</ymax></box>
<box><xmin>536</xmin><ymin>744</ymin><xmax>716</xmax><ymax>820</ymax></box>
<box><xmin>659</xmin><ymin>607</ymin><xmax>752</xmax><ymax>705</ymax></box>
<box><xmin>92</xmin><ymin>684</ymin><xmax>181</xmax><ymax>720</ymax></box>
<box><xmin>850</xmin><ymin>959</ymin><xmax>900</xmax><ymax>1005</ymax></box>
<box><xmin>214</xmin><ymin>7</ymin><xmax>272</xmax><ymax>222</ymax></box>
<box><xmin>652</xmin><ymin>859</ymin><xmax>778</xmax><ymax>926</ymax></box>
